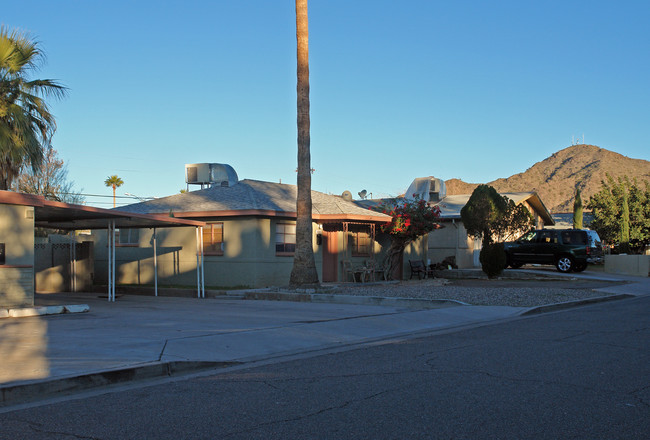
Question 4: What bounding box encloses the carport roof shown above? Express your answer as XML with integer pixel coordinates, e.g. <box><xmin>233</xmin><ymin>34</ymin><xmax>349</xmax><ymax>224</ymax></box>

<box><xmin>0</xmin><ymin>190</ymin><xmax>205</xmax><ymax>230</ymax></box>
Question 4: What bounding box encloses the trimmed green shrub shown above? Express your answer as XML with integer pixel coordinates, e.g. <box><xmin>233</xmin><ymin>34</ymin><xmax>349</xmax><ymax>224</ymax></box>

<box><xmin>479</xmin><ymin>242</ymin><xmax>507</xmax><ymax>279</ymax></box>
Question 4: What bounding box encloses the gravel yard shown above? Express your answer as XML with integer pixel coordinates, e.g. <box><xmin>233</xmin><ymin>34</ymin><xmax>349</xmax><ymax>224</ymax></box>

<box><xmin>329</xmin><ymin>277</ymin><xmax>623</xmax><ymax>307</ymax></box>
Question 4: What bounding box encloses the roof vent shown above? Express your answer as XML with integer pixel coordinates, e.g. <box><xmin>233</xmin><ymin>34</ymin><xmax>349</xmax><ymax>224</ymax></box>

<box><xmin>341</xmin><ymin>190</ymin><xmax>353</xmax><ymax>201</ymax></box>
<box><xmin>185</xmin><ymin>163</ymin><xmax>238</xmax><ymax>189</ymax></box>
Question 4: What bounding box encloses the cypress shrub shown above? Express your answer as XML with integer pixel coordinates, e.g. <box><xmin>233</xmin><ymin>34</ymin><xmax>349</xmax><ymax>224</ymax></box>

<box><xmin>479</xmin><ymin>242</ymin><xmax>507</xmax><ymax>278</ymax></box>
<box><xmin>573</xmin><ymin>188</ymin><xmax>583</xmax><ymax>229</ymax></box>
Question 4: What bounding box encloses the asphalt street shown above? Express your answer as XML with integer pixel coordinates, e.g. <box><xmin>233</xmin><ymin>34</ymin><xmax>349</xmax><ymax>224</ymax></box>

<box><xmin>0</xmin><ymin>295</ymin><xmax>647</xmax><ymax>439</ymax></box>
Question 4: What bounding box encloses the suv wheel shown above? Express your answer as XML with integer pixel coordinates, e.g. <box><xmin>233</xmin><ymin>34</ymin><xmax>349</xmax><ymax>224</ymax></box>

<box><xmin>556</xmin><ymin>256</ymin><xmax>574</xmax><ymax>273</ymax></box>
<box><xmin>573</xmin><ymin>262</ymin><xmax>588</xmax><ymax>272</ymax></box>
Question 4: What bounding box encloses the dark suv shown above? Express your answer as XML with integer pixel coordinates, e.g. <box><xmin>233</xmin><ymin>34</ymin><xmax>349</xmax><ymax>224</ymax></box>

<box><xmin>504</xmin><ymin>229</ymin><xmax>603</xmax><ymax>273</ymax></box>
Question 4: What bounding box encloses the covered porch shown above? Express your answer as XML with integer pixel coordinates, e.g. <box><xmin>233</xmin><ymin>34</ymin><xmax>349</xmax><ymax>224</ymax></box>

<box><xmin>317</xmin><ymin>219</ymin><xmax>388</xmax><ymax>283</ymax></box>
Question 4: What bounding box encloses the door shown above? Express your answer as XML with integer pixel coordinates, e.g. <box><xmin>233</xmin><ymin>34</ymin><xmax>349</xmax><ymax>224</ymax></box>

<box><xmin>511</xmin><ymin>230</ymin><xmax>539</xmax><ymax>263</ymax></box>
<box><xmin>535</xmin><ymin>230</ymin><xmax>559</xmax><ymax>263</ymax></box>
<box><xmin>322</xmin><ymin>231</ymin><xmax>338</xmax><ymax>282</ymax></box>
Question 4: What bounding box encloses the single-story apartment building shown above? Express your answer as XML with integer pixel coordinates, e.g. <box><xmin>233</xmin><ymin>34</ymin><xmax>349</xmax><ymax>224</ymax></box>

<box><xmin>92</xmin><ymin>169</ymin><xmax>393</xmax><ymax>289</ymax></box>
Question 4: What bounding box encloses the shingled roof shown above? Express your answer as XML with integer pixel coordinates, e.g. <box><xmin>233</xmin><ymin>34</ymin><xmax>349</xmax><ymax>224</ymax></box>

<box><xmin>117</xmin><ymin>179</ymin><xmax>391</xmax><ymax>223</ymax></box>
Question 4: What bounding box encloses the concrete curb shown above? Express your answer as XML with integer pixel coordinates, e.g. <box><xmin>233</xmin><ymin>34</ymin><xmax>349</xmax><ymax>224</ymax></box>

<box><xmin>519</xmin><ymin>294</ymin><xmax>635</xmax><ymax>316</ymax></box>
<box><xmin>243</xmin><ymin>291</ymin><xmax>467</xmax><ymax>309</ymax></box>
<box><xmin>1</xmin><ymin>304</ymin><xmax>89</xmax><ymax>319</ymax></box>
<box><xmin>432</xmin><ymin>269</ymin><xmax>570</xmax><ymax>281</ymax></box>
<box><xmin>0</xmin><ymin>361</ymin><xmax>239</xmax><ymax>407</ymax></box>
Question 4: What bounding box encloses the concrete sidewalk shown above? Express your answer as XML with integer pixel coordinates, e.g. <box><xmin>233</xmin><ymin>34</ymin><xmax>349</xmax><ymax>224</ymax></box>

<box><xmin>0</xmin><ymin>293</ymin><xmax>522</xmax><ymax>394</ymax></box>
<box><xmin>1</xmin><ymin>268</ymin><xmax>646</xmax><ymax>407</ymax></box>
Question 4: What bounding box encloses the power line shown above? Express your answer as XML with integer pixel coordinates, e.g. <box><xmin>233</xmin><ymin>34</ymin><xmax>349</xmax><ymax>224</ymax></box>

<box><xmin>57</xmin><ymin>192</ymin><xmax>149</xmax><ymax>199</ymax></box>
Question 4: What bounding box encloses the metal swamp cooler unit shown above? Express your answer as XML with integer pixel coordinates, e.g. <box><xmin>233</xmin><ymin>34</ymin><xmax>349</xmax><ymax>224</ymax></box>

<box><xmin>185</xmin><ymin>163</ymin><xmax>239</xmax><ymax>190</ymax></box>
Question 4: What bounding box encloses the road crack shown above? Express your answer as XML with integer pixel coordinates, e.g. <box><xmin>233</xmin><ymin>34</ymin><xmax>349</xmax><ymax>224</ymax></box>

<box><xmin>217</xmin><ymin>386</ymin><xmax>402</xmax><ymax>439</ymax></box>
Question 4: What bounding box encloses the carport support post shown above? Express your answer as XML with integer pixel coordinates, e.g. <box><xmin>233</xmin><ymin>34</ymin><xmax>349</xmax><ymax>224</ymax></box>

<box><xmin>69</xmin><ymin>231</ymin><xmax>76</xmax><ymax>292</ymax></box>
<box><xmin>195</xmin><ymin>226</ymin><xmax>205</xmax><ymax>299</ymax></box>
<box><xmin>107</xmin><ymin>221</ymin><xmax>112</xmax><ymax>301</ymax></box>
<box><xmin>112</xmin><ymin>221</ymin><xmax>116</xmax><ymax>301</ymax></box>
<box><xmin>200</xmin><ymin>226</ymin><xmax>205</xmax><ymax>298</ymax></box>
<box><xmin>196</xmin><ymin>227</ymin><xmax>201</xmax><ymax>298</ymax></box>
<box><xmin>153</xmin><ymin>228</ymin><xmax>158</xmax><ymax>297</ymax></box>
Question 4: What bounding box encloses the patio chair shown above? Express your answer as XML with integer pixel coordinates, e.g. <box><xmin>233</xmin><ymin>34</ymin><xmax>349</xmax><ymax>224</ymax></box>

<box><xmin>365</xmin><ymin>260</ymin><xmax>387</xmax><ymax>281</ymax></box>
<box><xmin>342</xmin><ymin>260</ymin><xmax>369</xmax><ymax>282</ymax></box>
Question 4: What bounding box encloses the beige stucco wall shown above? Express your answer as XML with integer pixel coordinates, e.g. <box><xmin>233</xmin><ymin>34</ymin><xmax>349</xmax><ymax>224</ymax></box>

<box><xmin>520</xmin><ymin>201</ymin><xmax>545</xmax><ymax>229</ymax></box>
<box><xmin>400</xmin><ymin>235</ymin><xmax>429</xmax><ymax>278</ymax></box>
<box><xmin>34</xmin><ymin>240</ymin><xmax>94</xmax><ymax>293</ymax></box>
<box><xmin>427</xmin><ymin>220</ymin><xmax>478</xmax><ymax>269</ymax></box>
<box><xmin>0</xmin><ymin>204</ymin><xmax>35</xmax><ymax>307</ymax></box>
<box><xmin>92</xmin><ymin>217</ymin><xmax>327</xmax><ymax>288</ymax></box>
<box><xmin>604</xmin><ymin>255</ymin><xmax>650</xmax><ymax>277</ymax></box>
<box><xmin>91</xmin><ymin>218</ymin><xmax>405</xmax><ymax>287</ymax></box>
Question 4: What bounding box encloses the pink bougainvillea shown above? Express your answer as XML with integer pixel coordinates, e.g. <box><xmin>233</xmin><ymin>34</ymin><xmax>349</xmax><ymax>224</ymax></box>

<box><xmin>371</xmin><ymin>195</ymin><xmax>443</xmax><ymax>280</ymax></box>
<box><xmin>374</xmin><ymin>195</ymin><xmax>442</xmax><ymax>241</ymax></box>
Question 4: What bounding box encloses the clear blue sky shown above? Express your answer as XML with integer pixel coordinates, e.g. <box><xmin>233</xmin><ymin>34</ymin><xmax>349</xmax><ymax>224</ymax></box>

<box><xmin>4</xmin><ymin>1</ymin><xmax>649</xmax><ymax>207</ymax></box>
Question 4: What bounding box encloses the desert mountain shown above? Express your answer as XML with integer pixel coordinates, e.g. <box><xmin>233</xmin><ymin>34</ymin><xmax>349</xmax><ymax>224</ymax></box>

<box><xmin>445</xmin><ymin>145</ymin><xmax>650</xmax><ymax>213</ymax></box>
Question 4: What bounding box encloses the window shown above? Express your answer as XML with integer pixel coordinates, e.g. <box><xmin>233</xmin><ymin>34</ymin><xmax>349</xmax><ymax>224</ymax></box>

<box><xmin>561</xmin><ymin>230</ymin><xmax>587</xmax><ymax>245</ymax></box>
<box><xmin>520</xmin><ymin>231</ymin><xmax>537</xmax><ymax>242</ymax></box>
<box><xmin>351</xmin><ymin>232</ymin><xmax>371</xmax><ymax>256</ymax></box>
<box><xmin>203</xmin><ymin>223</ymin><xmax>224</xmax><ymax>255</ymax></box>
<box><xmin>276</xmin><ymin>223</ymin><xmax>296</xmax><ymax>255</ymax></box>
<box><xmin>116</xmin><ymin>228</ymin><xmax>139</xmax><ymax>246</ymax></box>
<box><xmin>538</xmin><ymin>230</ymin><xmax>558</xmax><ymax>244</ymax></box>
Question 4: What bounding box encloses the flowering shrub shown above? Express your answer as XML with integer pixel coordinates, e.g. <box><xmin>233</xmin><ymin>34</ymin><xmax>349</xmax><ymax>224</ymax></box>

<box><xmin>374</xmin><ymin>195</ymin><xmax>442</xmax><ymax>241</ymax></box>
<box><xmin>371</xmin><ymin>195</ymin><xmax>443</xmax><ymax>279</ymax></box>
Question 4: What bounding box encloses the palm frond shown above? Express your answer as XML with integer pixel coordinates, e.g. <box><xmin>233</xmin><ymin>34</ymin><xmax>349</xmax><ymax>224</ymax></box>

<box><xmin>0</xmin><ymin>26</ymin><xmax>65</xmax><ymax>189</ymax></box>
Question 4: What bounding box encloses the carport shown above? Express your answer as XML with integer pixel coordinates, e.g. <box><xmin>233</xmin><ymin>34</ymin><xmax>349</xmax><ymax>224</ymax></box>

<box><xmin>1</xmin><ymin>191</ymin><xmax>206</xmax><ymax>302</ymax></box>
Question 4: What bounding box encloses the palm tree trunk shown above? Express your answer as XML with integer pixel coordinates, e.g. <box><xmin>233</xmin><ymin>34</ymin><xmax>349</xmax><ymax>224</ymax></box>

<box><xmin>290</xmin><ymin>0</ymin><xmax>319</xmax><ymax>287</ymax></box>
<box><xmin>112</xmin><ymin>184</ymin><xmax>116</xmax><ymax>208</ymax></box>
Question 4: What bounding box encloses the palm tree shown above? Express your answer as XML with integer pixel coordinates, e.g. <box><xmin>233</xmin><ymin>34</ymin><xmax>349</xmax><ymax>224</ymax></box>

<box><xmin>0</xmin><ymin>26</ymin><xmax>67</xmax><ymax>190</ymax></box>
<box><xmin>104</xmin><ymin>175</ymin><xmax>124</xmax><ymax>208</ymax></box>
<box><xmin>289</xmin><ymin>0</ymin><xmax>319</xmax><ymax>287</ymax></box>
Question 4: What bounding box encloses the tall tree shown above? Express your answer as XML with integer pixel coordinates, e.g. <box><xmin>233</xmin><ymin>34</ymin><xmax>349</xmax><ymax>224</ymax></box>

<box><xmin>588</xmin><ymin>174</ymin><xmax>650</xmax><ymax>252</ymax></box>
<box><xmin>18</xmin><ymin>143</ymin><xmax>84</xmax><ymax>203</ymax></box>
<box><xmin>0</xmin><ymin>27</ymin><xmax>67</xmax><ymax>190</ymax></box>
<box><xmin>573</xmin><ymin>188</ymin><xmax>583</xmax><ymax>229</ymax></box>
<box><xmin>620</xmin><ymin>189</ymin><xmax>630</xmax><ymax>253</ymax></box>
<box><xmin>289</xmin><ymin>0</ymin><xmax>319</xmax><ymax>287</ymax></box>
<box><xmin>104</xmin><ymin>175</ymin><xmax>124</xmax><ymax>208</ymax></box>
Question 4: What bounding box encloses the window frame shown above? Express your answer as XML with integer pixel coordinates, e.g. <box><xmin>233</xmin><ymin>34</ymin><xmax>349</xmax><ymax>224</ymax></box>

<box><xmin>203</xmin><ymin>223</ymin><xmax>224</xmax><ymax>256</ymax></box>
<box><xmin>275</xmin><ymin>222</ymin><xmax>296</xmax><ymax>256</ymax></box>
<box><xmin>115</xmin><ymin>228</ymin><xmax>140</xmax><ymax>247</ymax></box>
<box><xmin>351</xmin><ymin>231</ymin><xmax>371</xmax><ymax>257</ymax></box>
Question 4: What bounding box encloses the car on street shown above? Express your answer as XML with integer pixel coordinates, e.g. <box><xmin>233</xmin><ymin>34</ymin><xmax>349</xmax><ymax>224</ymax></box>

<box><xmin>504</xmin><ymin>229</ymin><xmax>604</xmax><ymax>273</ymax></box>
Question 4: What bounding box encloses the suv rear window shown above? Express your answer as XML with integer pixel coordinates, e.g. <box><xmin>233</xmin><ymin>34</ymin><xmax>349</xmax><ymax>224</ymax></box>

<box><xmin>586</xmin><ymin>230</ymin><xmax>602</xmax><ymax>246</ymax></box>
<box><xmin>561</xmin><ymin>230</ymin><xmax>587</xmax><ymax>245</ymax></box>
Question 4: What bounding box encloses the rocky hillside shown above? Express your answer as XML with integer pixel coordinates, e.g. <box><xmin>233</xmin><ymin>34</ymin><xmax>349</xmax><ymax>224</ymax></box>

<box><xmin>445</xmin><ymin>145</ymin><xmax>650</xmax><ymax>213</ymax></box>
